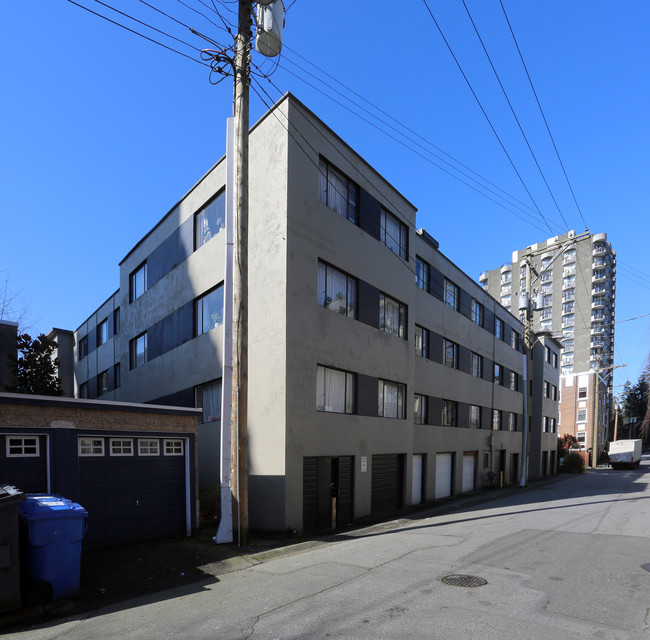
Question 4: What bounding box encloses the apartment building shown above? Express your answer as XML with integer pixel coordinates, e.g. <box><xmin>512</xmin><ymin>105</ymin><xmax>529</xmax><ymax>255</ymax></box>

<box><xmin>480</xmin><ymin>231</ymin><xmax>615</xmax><ymax>463</ymax></box>
<box><xmin>70</xmin><ymin>93</ymin><xmax>558</xmax><ymax>532</ymax></box>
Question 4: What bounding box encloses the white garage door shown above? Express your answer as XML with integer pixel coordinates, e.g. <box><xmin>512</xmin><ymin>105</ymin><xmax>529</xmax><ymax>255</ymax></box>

<box><xmin>435</xmin><ymin>453</ymin><xmax>452</xmax><ymax>499</ymax></box>
<box><xmin>411</xmin><ymin>454</ymin><xmax>423</xmax><ymax>504</ymax></box>
<box><xmin>462</xmin><ymin>454</ymin><xmax>475</xmax><ymax>493</ymax></box>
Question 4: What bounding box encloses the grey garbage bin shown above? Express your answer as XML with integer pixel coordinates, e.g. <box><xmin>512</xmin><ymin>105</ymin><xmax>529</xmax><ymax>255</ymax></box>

<box><xmin>0</xmin><ymin>484</ymin><xmax>24</xmax><ymax>614</ymax></box>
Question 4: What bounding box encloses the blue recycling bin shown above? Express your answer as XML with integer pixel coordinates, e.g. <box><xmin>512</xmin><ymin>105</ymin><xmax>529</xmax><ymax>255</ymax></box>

<box><xmin>19</xmin><ymin>495</ymin><xmax>88</xmax><ymax>602</ymax></box>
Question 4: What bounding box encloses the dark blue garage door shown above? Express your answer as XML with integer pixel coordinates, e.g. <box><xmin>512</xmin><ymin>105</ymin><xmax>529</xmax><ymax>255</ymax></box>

<box><xmin>1</xmin><ymin>434</ymin><xmax>48</xmax><ymax>493</ymax></box>
<box><xmin>78</xmin><ymin>436</ymin><xmax>187</xmax><ymax>548</ymax></box>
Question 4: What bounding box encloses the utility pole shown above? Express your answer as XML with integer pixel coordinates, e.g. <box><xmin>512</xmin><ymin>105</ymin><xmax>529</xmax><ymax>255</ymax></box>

<box><xmin>590</xmin><ymin>362</ymin><xmax>626</xmax><ymax>467</ymax></box>
<box><xmin>231</xmin><ymin>0</ymin><xmax>252</xmax><ymax>547</ymax></box>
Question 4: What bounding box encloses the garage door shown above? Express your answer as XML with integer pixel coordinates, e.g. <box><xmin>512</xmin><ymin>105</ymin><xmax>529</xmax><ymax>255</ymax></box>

<box><xmin>371</xmin><ymin>454</ymin><xmax>404</xmax><ymax>516</ymax></box>
<box><xmin>435</xmin><ymin>453</ymin><xmax>452</xmax><ymax>499</ymax></box>
<box><xmin>79</xmin><ymin>436</ymin><xmax>187</xmax><ymax>548</ymax></box>
<box><xmin>462</xmin><ymin>454</ymin><xmax>475</xmax><ymax>493</ymax></box>
<box><xmin>1</xmin><ymin>434</ymin><xmax>48</xmax><ymax>493</ymax></box>
<box><xmin>411</xmin><ymin>454</ymin><xmax>423</xmax><ymax>504</ymax></box>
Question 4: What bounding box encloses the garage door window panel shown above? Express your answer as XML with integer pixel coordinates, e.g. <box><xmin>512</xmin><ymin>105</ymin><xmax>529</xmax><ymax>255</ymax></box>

<box><xmin>110</xmin><ymin>439</ymin><xmax>134</xmax><ymax>456</ymax></box>
<box><xmin>138</xmin><ymin>439</ymin><xmax>160</xmax><ymax>456</ymax></box>
<box><xmin>79</xmin><ymin>437</ymin><xmax>104</xmax><ymax>456</ymax></box>
<box><xmin>164</xmin><ymin>439</ymin><xmax>184</xmax><ymax>456</ymax></box>
<box><xmin>7</xmin><ymin>436</ymin><xmax>39</xmax><ymax>457</ymax></box>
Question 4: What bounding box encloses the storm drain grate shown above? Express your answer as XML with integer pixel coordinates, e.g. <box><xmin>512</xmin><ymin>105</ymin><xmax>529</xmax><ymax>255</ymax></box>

<box><xmin>441</xmin><ymin>574</ymin><xmax>488</xmax><ymax>588</ymax></box>
<box><xmin>642</xmin><ymin>564</ymin><xmax>650</xmax><ymax>573</ymax></box>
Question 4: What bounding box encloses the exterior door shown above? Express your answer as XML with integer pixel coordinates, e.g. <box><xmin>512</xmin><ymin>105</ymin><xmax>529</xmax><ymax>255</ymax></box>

<box><xmin>462</xmin><ymin>453</ymin><xmax>475</xmax><ymax>493</ymax></box>
<box><xmin>411</xmin><ymin>454</ymin><xmax>423</xmax><ymax>504</ymax></box>
<box><xmin>435</xmin><ymin>453</ymin><xmax>453</xmax><ymax>499</ymax></box>
<box><xmin>371</xmin><ymin>454</ymin><xmax>404</xmax><ymax>516</ymax></box>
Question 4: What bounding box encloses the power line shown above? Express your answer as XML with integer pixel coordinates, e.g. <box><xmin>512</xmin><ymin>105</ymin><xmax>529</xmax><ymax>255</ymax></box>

<box><xmin>461</xmin><ymin>0</ymin><xmax>570</xmax><ymax>231</ymax></box>
<box><xmin>279</xmin><ymin>52</ymin><xmax>550</xmax><ymax>226</ymax></box>
<box><xmin>499</xmin><ymin>0</ymin><xmax>588</xmax><ymax>231</ymax></box>
<box><xmin>421</xmin><ymin>0</ymin><xmax>554</xmax><ymax>235</ymax></box>
<box><xmin>63</xmin><ymin>0</ymin><xmax>211</xmax><ymax>66</ymax></box>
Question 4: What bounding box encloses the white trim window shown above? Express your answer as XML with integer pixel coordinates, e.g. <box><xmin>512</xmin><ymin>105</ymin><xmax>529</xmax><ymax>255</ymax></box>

<box><xmin>577</xmin><ymin>409</ymin><xmax>587</xmax><ymax>423</ymax></box>
<box><xmin>316</xmin><ymin>365</ymin><xmax>356</xmax><ymax>414</ymax></box>
<box><xmin>78</xmin><ymin>437</ymin><xmax>104</xmax><ymax>456</ymax></box>
<box><xmin>164</xmin><ymin>439</ymin><xmax>184</xmax><ymax>456</ymax></box>
<box><xmin>138</xmin><ymin>439</ymin><xmax>160</xmax><ymax>456</ymax></box>
<box><xmin>7</xmin><ymin>436</ymin><xmax>39</xmax><ymax>457</ymax></box>
<box><xmin>378</xmin><ymin>379</ymin><xmax>406</xmax><ymax>419</ymax></box>
<box><xmin>110</xmin><ymin>438</ymin><xmax>134</xmax><ymax>456</ymax></box>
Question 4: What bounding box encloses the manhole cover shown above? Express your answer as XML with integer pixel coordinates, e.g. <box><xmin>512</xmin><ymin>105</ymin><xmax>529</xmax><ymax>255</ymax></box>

<box><xmin>441</xmin><ymin>574</ymin><xmax>487</xmax><ymax>588</ymax></box>
<box><xmin>642</xmin><ymin>564</ymin><xmax>650</xmax><ymax>573</ymax></box>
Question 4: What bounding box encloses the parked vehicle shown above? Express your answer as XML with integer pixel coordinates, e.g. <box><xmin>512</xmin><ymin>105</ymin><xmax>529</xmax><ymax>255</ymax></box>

<box><xmin>608</xmin><ymin>439</ymin><xmax>642</xmax><ymax>469</ymax></box>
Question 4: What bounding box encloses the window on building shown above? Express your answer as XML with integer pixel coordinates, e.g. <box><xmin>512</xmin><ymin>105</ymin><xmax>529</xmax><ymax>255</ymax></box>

<box><xmin>442</xmin><ymin>399</ymin><xmax>458</xmax><ymax>426</ymax></box>
<box><xmin>79</xmin><ymin>382</ymin><xmax>88</xmax><ymax>398</ymax></box>
<box><xmin>563</xmin><ymin>275</ymin><xmax>575</xmax><ymax>289</ymax></box>
<box><xmin>563</xmin><ymin>338</ymin><xmax>574</xmax><ymax>352</ymax></box>
<box><xmin>492</xmin><ymin>409</ymin><xmax>502</xmax><ymax>431</ymax></box>
<box><xmin>378</xmin><ymin>379</ymin><xmax>406</xmax><ymax>419</ymax></box>
<box><xmin>471</xmin><ymin>299</ymin><xmax>483</xmax><ymax>326</ymax></box>
<box><xmin>113</xmin><ymin>308</ymin><xmax>120</xmax><ymax>334</ymax></box>
<box><xmin>576</xmin><ymin>431</ymin><xmax>586</xmax><ymax>445</ymax></box>
<box><xmin>78</xmin><ymin>335</ymin><xmax>88</xmax><ymax>361</ymax></box>
<box><xmin>415</xmin><ymin>325</ymin><xmax>428</xmax><ymax>358</ymax></box>
<box><xmin>563</xmin><ymin>301</ymin><xmax>575</xmax><ymax>315</ymax></box>
<box><xmin>414</xmin><ymin>394</ymin><xmax>427</xmax><ymax>424</ymax></box>
<box><xmin>552</xmin><ymin>385</ymin><xmax>558</xmax><ymax>401</ymax></box>
<box><xmin>97</xmin><ymin>370</ymin><xmax>109</xmax><ymax>396</ymax></box>
<box><xmin>543</xmin><ymin>416</ymin><xmax>549</xmax><ymax>433</ymax></box>
<box><xmin>97</xmin><ymin>318</ymin><xmax>108</xmax><ymax>347</ymax></box>
<box><xmin>493</xmin><ymin>363</ymin><xmax>502</xmax><ymax>385</ymax></box>
<box><xmin>319</xmin><ymin>158</ymin><xmax>358</xmax><ymax>223</ymax></box>
<box><xmin>495</xmin><ymin>317</ymin><xmax>504</xmax><ymax>340</ymax></box>
<box><xmin>196</xmin><ymin>379</ymin><xmax>222</xmax><ymax>423</ymax></box>
<box><xmin>511</xmin><ymin>330</ymin><xmax>520</xmax><ymax>350</ymax></box>
<box><xmin>196</xmin><ymin>285</ymin><xmax>225</xmax><ymax>335</ymax></box>
<box><xmin>501</xmin><ymin>295</ymin><xmax>511</xmax><ymax>309</ymax></box>
<box><xmin>552</xmin><ymin>352</ymin><xmax>558</xmax><ymax>368</ymax></box>
<box><xmin>543</xmin><ymin>294</ymin><xmax>553</xmax><ymax>307</ymax></box>
<box><xmin>507</xmin><ymin>413</ymin><xmax>517</xmax><ymax>432</ymax></box>
<box><xmin>110</xmin><ymin>438</ymin><xmax>133</xmax><ymax>456</ymax></box>
<box><xmin>317</xmin><ymin>366</ymin><xmax>356</xmax><ymax>414</ymax></box>
<box><xmin>138</xmin><ymin>439</ymin><xmax>160</xmax><ymax>456</ymax></box>
<box><xmin>129</xmin><ymin>332</ymin><xmax>147</xmax><ymax>369</ymax></box>
<box><xmin>380</xmin><ymin>208</ymin><xmax>408</xmax><ymax>259</ymax></box>
<box><xmin>195</xmin><ymin>193</ymin><xmax>225</xmax><ymax>248</ymax></box>
<box><xmin>509</xmin><ymin>371</ymin><xmax>518</xmax><ymax>392</ymax></box>
<box><xmin>578</xmin><ymin>386</ymin><xmax>587</xmax><ymax>399</ymax></box>
<box><xmin>379</xmin><ymin>293</ymin><xmax>406</xmax><ymax>338</ymax></box>
<box><xmin>443</xmin><ymin>339</ymin><xmax>458</xmax><ymax>369</ymax></box>
<box><xmin>540</xmin><ymin>319</ymin><xmax>552</xmax><ymax>331</ymax></box>
<box><xmin>318</xmin><ymin>262</ymin><xmax>356</xmax><ymax>318</ymax></box>
<box><xmin>114</xmin><ymin>363</ymin><xmax>121</xmax><ymax>390</ymax></box>
<box><xmin>415</xmin><ymin>256</ymin><xmax>429</xmax><ymax>291</ymax></box>
<box><xmin>545</xmin><ymin>346</ymin><xmax>551</xmax><ymax>363</ymax></box>
<box><xmin>129</xmin><ymin>262</ymin><xmax>147</xmax><ymax>302</ymax></box>
<box><xmin>483</xmin><ymin>452</ymin><xmax>490</xmax><ymax>468</ymax></box>
<box><xmin>7</xmin><ymin>437</ymin><xmax>39</xmax><ymax>457</ymax></box>
<box><xmin>469</xmin><ymin>405</ymin><xmax>481</xmax><ymax>429</ymax></box>
<box><xmin>544</xmin><ymin>381</ymin><xmax>550</xmax><ymax>398</ymax></box>
<box><xmin>471</xmin><ymin>352</ymin><xmax>483</xmax><ymax>378</ymax></box>
<box><xmin>550</xmin><ymin>417</ymin><xmax>557</xmax><ymax>433</ymax></box>
<box><xmin>78</xmin><ymin>437</ymin><xmax>104</xmax><ymax>456</ymax></box>
<box><xmin>443</xmin><ymin>278</ymin><xmax>459</xmax><ymax>311</ymax></box>
<box><xmin>164</xmin><ymin>439</ymin><xmax>184</xmax><ymax>456</ymax></box>
<box><xmin>577</xmin><ymin>408</ymin><xmax>587</xmax><ymax>422</ymax></box>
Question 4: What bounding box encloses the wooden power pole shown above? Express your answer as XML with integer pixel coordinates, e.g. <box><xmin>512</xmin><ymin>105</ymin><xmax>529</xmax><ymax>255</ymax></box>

<box><xmin>231</xmin><ymin>0</ymin><xmax>251</xmax><ymax>547</ymax></box>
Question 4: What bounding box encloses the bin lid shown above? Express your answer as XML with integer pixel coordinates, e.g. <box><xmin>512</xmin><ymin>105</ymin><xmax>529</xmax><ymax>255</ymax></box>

<box><xmin>19</xmin><ymin>494</ymin><xmax>87</xmax><ymax>520</ymax></box>
<box><xmin>0</xmin><ymin>484</ymin><xmax>24</xmax><ymax>504</ymax></box>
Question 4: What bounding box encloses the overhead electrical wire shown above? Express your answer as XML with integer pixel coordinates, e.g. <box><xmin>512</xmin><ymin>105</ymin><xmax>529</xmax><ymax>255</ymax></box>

<box><xmin>499</xmin><ymin>0</ymin><xmax>588</xmax><ymax>231</ymax></box>
<box><xmin>421</xmin><ymin>0</ymin><xmax>554</xmax><ymax>235</ymax></box>
<box><xmin>63</xmin><ymin>0</ymin><xmax>211</xmax><ymax>66</ymax></box>
<box><xmin>460</xmin><ymin>0</ymin><xmax>571</xmax><ymax>231</ymax></box>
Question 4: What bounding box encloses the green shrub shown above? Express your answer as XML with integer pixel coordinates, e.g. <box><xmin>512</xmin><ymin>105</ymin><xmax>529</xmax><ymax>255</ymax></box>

<box><xmin>562</xmin><ymin>452</ymin><xmax>585</xmax><ymax>474</ymax></box>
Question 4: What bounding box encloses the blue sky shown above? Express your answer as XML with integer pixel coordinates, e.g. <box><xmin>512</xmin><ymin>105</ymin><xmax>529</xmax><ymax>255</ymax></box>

<box><xmin>1</xmin><ymin>1</ymin><xmax>649</xmax><ymax>394</ymax></box>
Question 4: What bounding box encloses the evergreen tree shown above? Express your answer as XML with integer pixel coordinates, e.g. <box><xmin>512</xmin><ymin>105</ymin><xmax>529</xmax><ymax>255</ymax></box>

<box><xmin>6</xmin><ymin>333</ymin><xmax>64</xmax><ymax>396</ymax></box>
